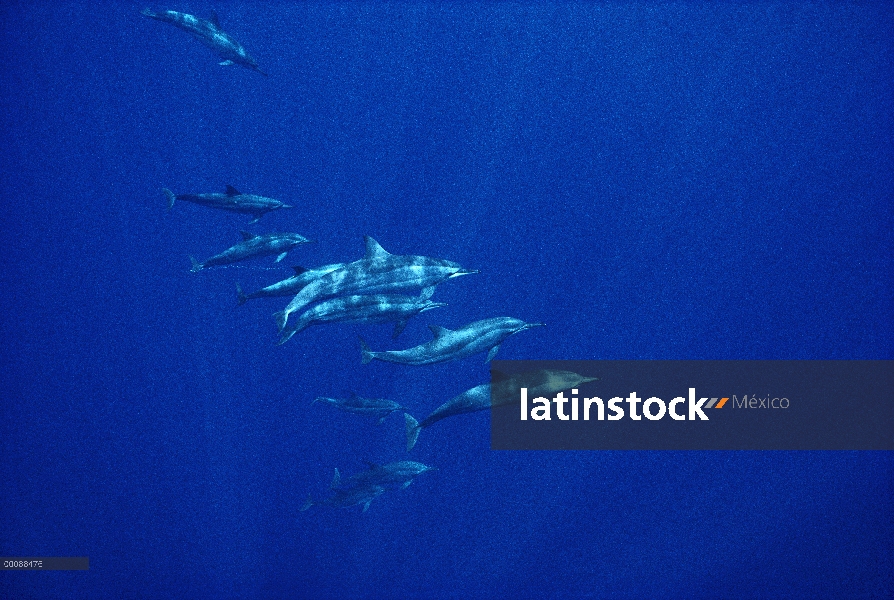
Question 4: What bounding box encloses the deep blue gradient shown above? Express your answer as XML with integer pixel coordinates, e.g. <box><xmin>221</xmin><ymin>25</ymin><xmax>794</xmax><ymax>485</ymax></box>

<box><xmin>1</xmin><ymin>3</ymin><xmax>892</xmax><ymax>598</ymax></box>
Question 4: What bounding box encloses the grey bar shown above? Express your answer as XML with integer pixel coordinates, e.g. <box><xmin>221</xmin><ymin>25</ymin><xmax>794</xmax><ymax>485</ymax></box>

<box><xmin>2</xmin><ymin>557</ymin><xmax>89</xmax><ymax>570</ymax></box>
<box><xmin>491</xmin><ymin>360</ymin><xmax>894</xmax><ymax>450</ymax></box>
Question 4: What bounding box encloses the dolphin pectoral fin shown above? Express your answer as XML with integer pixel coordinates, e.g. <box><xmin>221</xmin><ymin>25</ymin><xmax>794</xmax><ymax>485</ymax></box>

<box><xmin>405</xmin><ymin>413</ymin><xmax>421</xmax><ymax>452</ymax></box>
<box><xmin>219</xmin><ymin>60</ymin><xmax>234</xmax><ymax>66</ymax></box>
<box><xmin>392</xmin><ymin>319</ymin><xmax>408</xmax><ymax>339</ymax></box>
<box><xmin>162</xmin><ymin>188</ymin><xmax>176</xmax><ymax>210</ymax></box>
<box><xmin>248</xmin><ymin>216</ymin><xmax>261</xmax><ymax>224</ymax></box>
<box><xmin>275</xmin><ymin>252</ymin><xmax>287</xmax><ymax>263</ymax></box>
<box><xmin>300</xmin><ymin>494</ymin><xmax>313</xmax><ymax>512</ymax></box>
<box><xmin>486</xmin><ymin>344</ymin><xmax>502</xmax><ymax>362</ymax></box>
<box><xmin>401</xmin><ymin>481</ymin><xmax>412</xmax><ymax>489</ymax></box>
<box><xmin>362</xmin><ymin>501</ymin><xmax>371</xmax><ymax>513</ymax></box>
<box><xmin>236</xmin><ymin>283</ymin><xmax>247</xmax><ymax>306</ymax></box>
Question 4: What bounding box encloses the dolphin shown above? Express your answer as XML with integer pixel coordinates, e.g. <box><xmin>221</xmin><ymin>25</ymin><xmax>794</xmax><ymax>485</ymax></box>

<box><xmin>300</xmin><ymin>483</ymin><xmax>386</xmax><ymax>513</ymax></box>
<box><xmin>278</xmin><ymin>290</ymin><xmax>447</xmax><ymax>344</ymax></box>
<box><xmin>333</xmin><ymin>461</ymin><xmax>435</xmax><ymax>491</ymax></box>
<box><xmin>274</xmin><ymin>236</ymin><xmax>477</xmax><ymax>332</ymax></box>
<box><xmin>359</xmin><ymin>317</ymin><xmax>544</xmax><ymax>367</ymax></box>
<box><xmin>236</xmin><ymin>263</ymin><xmax>345</xmax><ymax>306</ymax></box>
<box><xmin>163</xmin><ymin>186</ymin><xmax>290</xmax><ymax>223</ymax></box>
<box><xmin>313</xmin><ymin>394</ymin><xmax>407</xmax><ymax>424</ymax></box>
<box><xmin>404</xmin><ymin>370</ymin><xmax>598</xmax><ymax>451</ymax></box>
<box><xmin>190</xmin><ymin>231</ymin><xmax>312</xmax><ymax>272</ymax></box>
<box><xmin>142</xmin><ymin>9</ymin><xmax>267</xmax><ymax>76</ymax></box>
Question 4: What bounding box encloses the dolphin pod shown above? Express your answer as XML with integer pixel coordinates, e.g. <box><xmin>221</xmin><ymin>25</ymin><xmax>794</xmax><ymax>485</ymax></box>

<box><xmin>274</xmin><ymin>236</ymin><xmax>477</xmax><ymax>336</ymax></box>
<box><xmin>142</xmin><ymin>9</ymin><xmax>267</xmax><ymax>76</ymax></box>
<box><xmin>149</xmin><ymin>8</ymin><xmax>553</xmax><ymax>514</ymax></box>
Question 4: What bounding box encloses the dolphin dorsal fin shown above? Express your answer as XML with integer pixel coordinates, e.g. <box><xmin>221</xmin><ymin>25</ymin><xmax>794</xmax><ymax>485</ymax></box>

<box><xmin>240</xmin><ymin>230</ymin><xmax>256</xmax><ymax>241</ymax></box>
<box><xmin>364</xmin><ymin>236</ymin><xmax>391</xmax><ymax>260</ymax></box>
<box><xmin>226</xmin><ymin>185</ymin><xmax>240</xmax><ymax>196</ymax></box>
<box><xmin>209</xmin><ymin>11</ymin><xmax>221</xmax><ymax>28</ymax></box>
<box><xmin>331</xmin><ymin>468</ymin><xmax>341</xmax><ymax>489</ymax></box>
<box><xmin>292</xmin><ymin>266</ymin><xmax>309</xmax><ymax>275</ymax></box>
<box><xmin>428</xmin><ymin>324</ymin><xmax>452</xmax><ymax>339</ymax></box>
<box><xmin>364</xmin><ymin>461</ymin><xmax>380</xmax><ymax>470</ymax></box>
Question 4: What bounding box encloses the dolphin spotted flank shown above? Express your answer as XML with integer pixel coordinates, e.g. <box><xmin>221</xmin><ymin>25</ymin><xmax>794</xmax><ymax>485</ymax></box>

<box><xmin>142</xmin><ymin>9</ymin><xmax>267</xmax><ymax>76</ymax></box>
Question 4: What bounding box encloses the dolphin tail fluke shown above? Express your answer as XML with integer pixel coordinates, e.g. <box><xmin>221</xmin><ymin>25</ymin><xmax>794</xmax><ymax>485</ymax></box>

<box><xmin>277</xmin><ymin>317</ymin><xmax>309</xmax><ymax>345</ymax></box>
<box><xmin>299</xmin><ymin>494</ymin><xmax>313</xmax><ymax>512</ymax></box>
<box><xmin>236</xmin><ymin>283</ymin><xmax>248</xmax><ymax>306</ymax></box>
<box><xmin>273</xmin><ymin>311</ymin><xmax>288</xmax><ymax>332</ymax></box>
<box><xmin>359</xmin><ymin>337</ymin><xmax>375</xmax><ymax>365</ymax></box>
<box><xmin>163</xmin><ymin>188</ymin><xmax>176</xmax><ymax>210</ymax></box>
<box><xmin>189</xmin><ymin>256</ymin><xmax>202</xmax><ymax>272</ymax></box>
<box><xmin>405</xmin><ymin>413</ymin><xmax>421</xmax><ymax>452</ymax></box>
<box><xmin>277</xmin><ymin>327</ymin><xmax>297</xmax><ymax>346</ymax></box>
<box><xmin>392</xmin><ymin>319</ymin><xmax>408</xmax><ymax>339</ymax></box>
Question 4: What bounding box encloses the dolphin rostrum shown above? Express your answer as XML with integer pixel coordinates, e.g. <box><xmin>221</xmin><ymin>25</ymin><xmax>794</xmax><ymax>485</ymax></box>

<box><xmin>190</xmin><ymin>231</ymin><xmax>312</xmax><ymax>272</ymax></box>
<box><xmin>236</xmin><ymin>263</ymin><xmax>345</xmax><ymax>306</ymax></box>
<box><xmin>274</xmin><ymin>236</ymin><xmax>477</xmax><ymax>332</ymax></box>
<box><xmin>313</xmin><ymin>394</ymin><xmax>407</xmax><ymax>424</ymax></box>
<box><xmin>142</xmin><ymin>9</ymin><xmax>267</xmax><ymax>76</ymax></box>
<box><xmin>278</xmin><ymin>290</ymin><xmax>447</xmax><ymax>345</ymax></box>
<box><xmin>163</xmin><ymin>186</ymin><xmax>290</xmax><ymax>223</ymax></box>
<box><xmin>359</xmin><ymin>317</ymin><xmax>544</xmax><ymax>366</ymax></box>
<box><xmin>404</xmin><ymin>370</ymin><xmax>598</xmax><ymax>451</ymax></box>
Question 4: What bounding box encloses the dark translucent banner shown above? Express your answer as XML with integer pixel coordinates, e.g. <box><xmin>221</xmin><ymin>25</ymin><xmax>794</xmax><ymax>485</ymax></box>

<box><xmin>1</xmin><ymin>557</ymin><xmax>89</xmax><ymax>570</ymax></box>
<box><xmin>490</xmin><ymin>361</ymin><xmax>894</xmax><ymax>450</ymax></box>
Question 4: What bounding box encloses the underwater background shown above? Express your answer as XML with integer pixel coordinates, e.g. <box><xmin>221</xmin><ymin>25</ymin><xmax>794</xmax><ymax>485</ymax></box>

<box><xmin>1</xmin><ymin>3</ymin><xmax>892</xmax><ymax>598</ymax></box>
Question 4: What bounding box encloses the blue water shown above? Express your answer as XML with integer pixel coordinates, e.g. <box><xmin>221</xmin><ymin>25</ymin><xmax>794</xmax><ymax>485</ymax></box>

<box><xmin>1</xmin><ymin>3</ymin><xmax>892</xmax><ymax>598</ymax></box>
